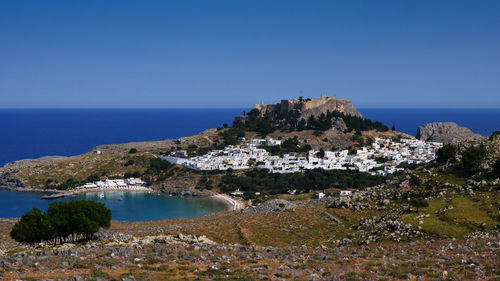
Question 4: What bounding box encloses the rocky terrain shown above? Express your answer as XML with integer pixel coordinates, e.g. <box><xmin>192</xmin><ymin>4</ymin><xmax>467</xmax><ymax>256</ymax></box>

<box><xmin>244</xmin><ymin>199</ymin><xmax>298</xmax><ymax>214</ymax></box>
<box><xmin>416</xmin><ymin>122</ymin><xmax>484</xmax><ymax>144</ymax></box>
<box><xmin>1</xmin><ymin>165</ymin><xmax>499</xmax><ymax>281</ymax></box>
<box><xmin>0</xmin><ymin>218</ymin><xmax>498</xmax><ymax>280</ymax></box>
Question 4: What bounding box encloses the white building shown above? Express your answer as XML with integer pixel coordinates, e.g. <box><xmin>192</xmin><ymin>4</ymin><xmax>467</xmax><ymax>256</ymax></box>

<box><xmin>340</xmin><ymin>190</ymin><xmax>352</xmax><ymax>196</ymax></box>
<box><xmin>78</xmin><ymin>177</ymin><xmax>146</xmax><ymax>190</ymax></box>
<box><xmin>160</xmin><ymin>137</ymin><xmax>442</xmax><ymax>176</ymax></box>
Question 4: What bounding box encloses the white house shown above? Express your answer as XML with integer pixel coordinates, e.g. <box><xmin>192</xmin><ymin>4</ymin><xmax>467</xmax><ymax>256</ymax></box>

<box><xmin>231</xmin><ymin>189</ymin><xmax>244</xmax><ymax>196</ymax></box>
<box><xmin>340</xmin><ymin>190</ymin><xmax>352</xmax><ymax>196</ymax></box>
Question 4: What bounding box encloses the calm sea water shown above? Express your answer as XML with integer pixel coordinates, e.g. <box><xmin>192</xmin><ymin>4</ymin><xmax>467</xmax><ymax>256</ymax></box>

<box><xmin>359</xmin><ymin>108</ymin><xmax>499</xmax><ymax>137</ymax></box>
<box><xmin>0</xmin><ymin>108</ymin><xmax>246</xmax><ymax>167</ymax></box>
<box><xmin>0</xmin><ymin>190</ymin><xmax>227</xmax><ymax>221</ymax></box>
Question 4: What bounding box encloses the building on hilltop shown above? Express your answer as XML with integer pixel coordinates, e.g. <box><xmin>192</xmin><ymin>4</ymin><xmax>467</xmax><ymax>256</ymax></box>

<box><xmin>252</xmin><ymin>94</ymin><xmax>363</xmax><ymax>120</ymax></box>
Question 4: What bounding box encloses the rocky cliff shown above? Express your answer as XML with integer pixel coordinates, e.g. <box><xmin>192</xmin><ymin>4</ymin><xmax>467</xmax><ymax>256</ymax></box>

<box><xmin>0</xmin><ymin>173</ymin><xmax>26</xmax><ymax>190</ymax></box>
<box><xmin>416</xmin><ymin>122</ymin><xmax>484</xmax><ymax>144</ymax></box>
<box><xmin>254</xmin><ymin>94</ymin><xmax>363</xmax><ymax>119</ymax></box>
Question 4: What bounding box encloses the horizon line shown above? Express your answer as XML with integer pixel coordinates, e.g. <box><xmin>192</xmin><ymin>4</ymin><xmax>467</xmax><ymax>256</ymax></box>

<box><xmin>0</xmin><ymin>107</ymin><xmax>499</xmax><ymax>110</ymax></box>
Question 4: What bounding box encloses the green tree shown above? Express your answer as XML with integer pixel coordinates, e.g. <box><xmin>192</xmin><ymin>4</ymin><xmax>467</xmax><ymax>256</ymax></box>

<box><xmin>492</xmin><ymin>158</ymin><xmax>500</xmax><ymax>177</ymax></box>
<box><xmin>129</xmin><ymin>148</ymin><xmax>138</xmax><ymax>154</ymax></box>
<box><xmin>461</xmin><ymin>146</ymin><xmax>487</xmax><ymax>175</ymax></box>
<box><xmin>490</xmin><ymin>130</ymin><xmax>500</xmax><ymax>140</ymax></box>
<box><xmin>10</xmin><ymin>208</ymin><xmax>51</xmax><ymax>245</ymax></box>
<box><xmin>366</xmin><ymin>137</ymin><xmax>374</xmax><ymax>146</ymax></box>
<box><xmin>436</xmin><ymin>144</ymin><xmax>457</xmax><ymax>163</ymax></box>
<box><xmin>86</xmin><ymin>174</ymin><xmax>100</xmax><ymax>182</ymax></box>
<box><xmin>316</xmin><ymin>148</ymin><xmax>325</xmax><ymax>159</ymax></box>
<box><xmin>11</xmin><ymin>201</ymin><xmax>111</xmax><ymax>245</ymax></box>
<box><xmin>409</xmin><ymin>198</ymin><xmax>429</xmax><ymax>211</ymax></box>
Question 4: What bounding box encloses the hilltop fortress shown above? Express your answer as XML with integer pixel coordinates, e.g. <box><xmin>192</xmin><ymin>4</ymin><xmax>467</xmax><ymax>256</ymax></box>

<box><xmin>253</xmin><ymin>94</ymin><xmax>363</xmax><ymax>119</ymax></box>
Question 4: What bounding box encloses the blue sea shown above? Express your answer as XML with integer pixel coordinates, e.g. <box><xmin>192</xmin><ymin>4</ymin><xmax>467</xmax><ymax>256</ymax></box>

<box><xmin>0</xmin><ymin>190</ymin><xmax>227</xmax><ymax>221</ymax></box>
<box><xmin>359</xmin><ymin>108</ymin><xmax>500</xmax><ymax>137</ymax></box>
<box><xmin>0</xmin><ymin>108</ymin><xmax>246</xmax><ymax>167</ymax></box>
<box><xmin>0</xmin><ymin>108</ymin><xmax>498</xmax><ymax>167</ymax></box>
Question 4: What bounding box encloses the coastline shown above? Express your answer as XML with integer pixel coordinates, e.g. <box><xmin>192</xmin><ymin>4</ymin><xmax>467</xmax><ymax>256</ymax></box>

<box><xmin>0</xmin><ymin>186</ymin><xmax>56</xmax><ymax>194</ymax></box>
<box><xmin>0</xmin><ymin>184</ymin><xmax>242</xmax><ymax>213</ymax></box>
<box><xmin>212</xmin><ymin>193</ymin><xmax>244</xmax><ymax>211</ymax></box>
<box><xmin>39</xmin><ymin>186</ymin><xmax>154</xmax><ymax>199</ymax></box>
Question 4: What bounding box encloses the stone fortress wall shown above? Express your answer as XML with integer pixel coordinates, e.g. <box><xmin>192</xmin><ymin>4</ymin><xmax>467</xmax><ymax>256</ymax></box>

<box><xmin>253</xmin><ymin>94</ymin><xmax>363</xmax><ymax>119</ymax></box>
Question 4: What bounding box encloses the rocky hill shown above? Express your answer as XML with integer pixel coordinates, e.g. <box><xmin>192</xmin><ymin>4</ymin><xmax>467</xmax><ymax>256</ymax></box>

<box><xmin>253</xmin><ymin>94</ymin><xmax>363</xmax><ymax>119</ymax></box>
<box><xmin>233</xmin><ymin>94</ymin><xmax>389</xmax><ymax>136</ymax></box>
<box><xmin>416</xmin><ymin>122</ymin><xmax>484</xmax><ymax>144</ymax></box>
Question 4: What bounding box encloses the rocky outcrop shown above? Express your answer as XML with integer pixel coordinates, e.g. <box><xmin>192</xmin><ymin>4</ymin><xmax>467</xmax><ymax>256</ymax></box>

<box><xmin>0</xmin><ymin>173</ymin><xmax>26</xmax><ymax>190</ymax></box>
<box><xmin>416</xmin><ymin>122</ymin><xmax>484</xmax><ymax>144</ymax></box>
<box><xmin>244</xmin><ymin>199</ymin><xmax>297</xmax><ymax>214</ymax></box>
<box><xmin>355</xmin><ymin>215</ymin><xmax>423</xmax><ymax>243</ymax></box>
<box><xmin>331</xmin><ymin>117</ymin><xmax>348</xmax><ymax>132</ymax></box>
<box><xmin>0</xmin><ymin>156</ymin><xmax>65</xmax><ymax>173</ymax></box>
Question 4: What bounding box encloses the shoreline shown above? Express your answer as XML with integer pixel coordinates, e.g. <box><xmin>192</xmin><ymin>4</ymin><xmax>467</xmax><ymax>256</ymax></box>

<box><xmin>212</xmin><ymin>193</ymin><xmax>244</xmax><ymax>211</ymax></box>
<box><xmin>39</xmin><ymin>186</ymin><xmax>155</xmax><ymax>199</ymax></box>
<box><xmin>0</xmin><ymin>186</ymin><xmax>57</xmax><ymax>194</ymax></box>
<box><xmin>0</xmin><ymin>185</ymin><xmax>241</xmax><ymax>213</ymax></box>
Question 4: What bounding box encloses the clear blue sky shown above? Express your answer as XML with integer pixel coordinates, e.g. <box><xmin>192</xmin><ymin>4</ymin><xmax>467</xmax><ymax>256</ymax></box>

<box><xmin>0</xmin><ymin>0</ymin><xmax>499</xmax><ymax>108</ymax></box>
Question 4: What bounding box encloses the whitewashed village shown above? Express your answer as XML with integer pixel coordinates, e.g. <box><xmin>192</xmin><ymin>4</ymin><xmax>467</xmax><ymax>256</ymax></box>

<box><xmin>161</xmin><ymin>137</ymin><xmax>443</xmax><ymax>176</ymax></box>
<box><xmin>76</xmin><ymin>178</ymin><xmax>147</xmax><ymax>190</ymax></box>
<box><xmin>73</xmin><ymin>137</ymin><xmax>442</xmax><ymax>194</ymax></box>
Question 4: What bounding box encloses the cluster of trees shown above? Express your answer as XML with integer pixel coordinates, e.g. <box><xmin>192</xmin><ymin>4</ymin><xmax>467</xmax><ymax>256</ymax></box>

<box><xmin>233</xmin><ymin>108</ymin><xmax>388</xmax><ymax>137</ymax></box>
<box><xmin>233</xmin><ymin>109</ymin><xmax>274</xmax><ymax>137</ymax></box>
<box><xmin>217</xmin><ymin>128</ymin><xmax>246</xmax><ymax>146</ymax></box>
<box><xmin>219</xmin><ymin>168</ymin><xmax>386</xmax><ymax>194</ymax></box>
<box><xmin>263</xmin><ymin>136</ymin><xmax>312</xmax><ymax>156</ymax></box>
<box><xmin>409</xmin><ymin>198</ymin><xmax>429</xmax><ymax>211</ymax></box>
<box><xmin>436</xmin><ymin>144</ymin><xmax>457</xmax><ymax>164</ymax></box>
<box><xmin>493</xmin><ymin>159</ymin><xmax>500</xmax><ymax>178</ymax></box>
<box><xmin>350</xmin><ymin>131</ymin><xmax>375</xmax><ymax>148</ymax></box>
<box><xmin>10</xmin><ymin>200</ymin><xmax>111</xmax><ymax>245</ymax></box>
<box><xmin>45</xmin><ymin>178</ymin><xmax>84</xmax><ymax>190</ymax></box>
<box><xmin>124</xmin><ymin>171</ymin><xmax>141</xmax><ymax>178</ymax></box>
<box><xmin>490</xmin><ymin>130</ymin><xmax>500</xmax><ymax>140</ymax></box>
<box><xmin>195</xmin><ymin>175</ymin><xmax>214</xmax><ymax>190</ymax></box>
<box><xmin>143</xmin><ymin>158</ymin><xmax>175</xmax><ymax>182</ymax></box>
<box><xmin>436</xmin><ymin>144</ymin><xmax>491</xmax><ymax>177</ymax></box>
<box><xmin>461</xmin><ymin>146</ymin><xmax>487</xmax><ymax>176</ymax></box>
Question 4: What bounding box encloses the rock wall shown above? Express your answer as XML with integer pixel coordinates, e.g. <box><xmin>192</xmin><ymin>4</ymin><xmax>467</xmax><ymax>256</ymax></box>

<box><xmin>416</xmin><ymin>122</ymin><xmax>484</xmax><ymax>144</ymax></box>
